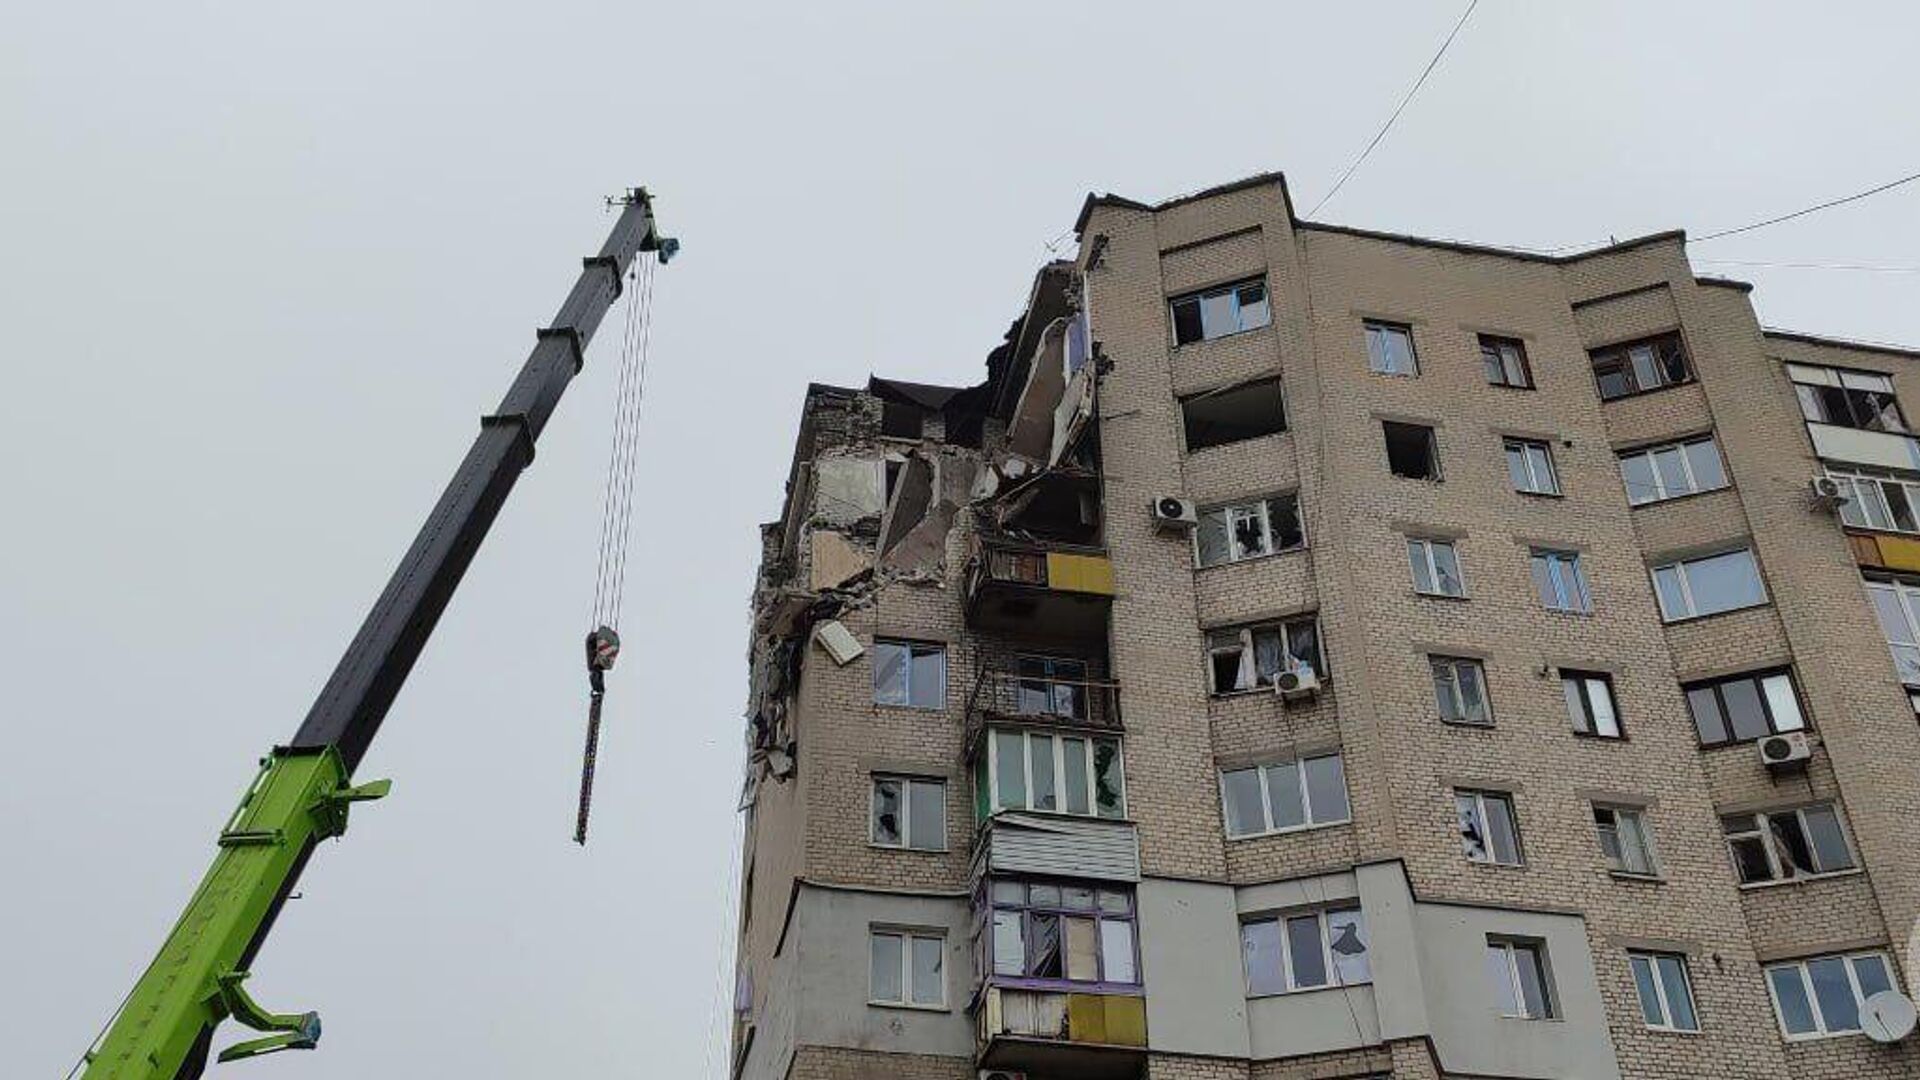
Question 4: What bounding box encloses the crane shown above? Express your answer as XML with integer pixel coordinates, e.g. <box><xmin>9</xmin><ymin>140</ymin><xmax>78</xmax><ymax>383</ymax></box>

<box><xmin>75</xmin><ymin>190</ymin><xmax>677</xmax><ymax>1080</ymax></box>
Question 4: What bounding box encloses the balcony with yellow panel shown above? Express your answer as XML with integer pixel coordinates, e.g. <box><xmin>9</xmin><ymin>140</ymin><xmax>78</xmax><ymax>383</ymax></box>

<box><xmin>964</xmin><ymin>535</ymin><xmax>1115</xmax><ymax>637</ymax></box>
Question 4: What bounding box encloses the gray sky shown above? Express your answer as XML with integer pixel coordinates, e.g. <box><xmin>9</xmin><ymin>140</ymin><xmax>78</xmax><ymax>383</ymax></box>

<box><xmin>5</xmin><ymin>3</ymin><xmax>1917</xmax><ymax>1076</ymax></box>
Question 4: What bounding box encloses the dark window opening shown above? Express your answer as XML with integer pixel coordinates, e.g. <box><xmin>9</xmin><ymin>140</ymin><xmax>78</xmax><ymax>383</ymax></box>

<box><xmin>1480</xmin><ymin>335</ymin><xmax>1533</xmax><ymax>388</ymax></box>
<box><xmin>1383</xmin><ymin>421</ymin><xmax>1439</xmax><ymax>480</ymax></box>
<box><xmin>1590</xmin><ymin>332</ymin><xmax>1691</xmax><ymax>401</ymax></box>
<box><xmin>1182</xmin><ymin>378</ymin><xmax>1287</xmax><ymax>451</ymax></box>
<box><xmin>880</xmin><ymin>401</ymin><xmax>925</xmax><ymax>439</ymax></box>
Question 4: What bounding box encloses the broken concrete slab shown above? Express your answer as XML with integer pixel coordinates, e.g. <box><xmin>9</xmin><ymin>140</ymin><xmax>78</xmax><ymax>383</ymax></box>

<box><xmin>809</xmin><ymin>529</ymin><xmax>870</xmax><ymax>591</ymax></box>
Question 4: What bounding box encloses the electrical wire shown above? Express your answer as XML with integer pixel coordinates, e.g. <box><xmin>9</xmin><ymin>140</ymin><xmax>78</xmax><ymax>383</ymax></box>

<box><xmin>1692</xmin><ymin>258</ymin><xmax>1920</xmax><ymax>274</ymax></box>
<box><xmin>1689</xmin><ymin>170</ymin><xmax>1920</xmax><ymax>244</ymax></box>
<box><xmin>1307</xmin><ymin>0</ymin><xmax>1480</xmax><ymax>217</ymax></box>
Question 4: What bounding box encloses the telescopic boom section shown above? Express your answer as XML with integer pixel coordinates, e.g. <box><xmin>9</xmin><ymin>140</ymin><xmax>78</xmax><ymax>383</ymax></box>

<box><xmin>80</xmin><ymin>190</ymin><xmax>673</xmax><ymax>1080</ymax></box>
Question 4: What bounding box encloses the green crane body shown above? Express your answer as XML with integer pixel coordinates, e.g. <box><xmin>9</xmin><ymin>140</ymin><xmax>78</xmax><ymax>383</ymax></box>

<box><xmin>78</xmin><ymin>191</ymin><xmax>674</xmax><ymax>1080</ymax></box>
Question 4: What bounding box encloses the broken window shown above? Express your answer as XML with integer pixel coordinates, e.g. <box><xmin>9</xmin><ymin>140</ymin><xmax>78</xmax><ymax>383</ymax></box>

<box><xmin>872</xmin><ymin>639</ymin><xmax>946</xmax><ymax>709</ymax></box>
<box><xmin>1561</xmin><ymin>671</ymin><xmax>1621</xmax><ymax>738</ymax></box>
<box><xmin>1684</xmin><ymin>668</ymin><xmax>1805</xmax><ymax>746</ymax></box>
<box><xmin>1241</xmin><ymin>906</ymin><xmax>1371</xmax><ymax>996</ymax></box>
<box><xmin>869</xmin><ymin>928</ymin><xmax>945</xmax><ymax>1008</ymax></box>
<box><xmin>1407</xmin><ymin>537</ymin><xmax>1465</xmax><ymax>597</ymax></box>
<box><xmin>1456</xmin><ymin>789</ymin><xmax>1522</xmax><ymax>865</ymax></box>
<box><xmin>985</xmin><ymin>880</ymin><xmax>1138</xmax><ymax>987</ymax></box>
<box><xmin>1220</xmin><ymin>753</ymin><xmax>1350</xmax><ymax>838</ymax></box>
<box><xmin>1789</xmin><ymin>362</ymin><xmax>1908</xmax><ymax>432</ymax></box>
<box><xmin>1015</xmin><ymin>655</ymin><xmax>1088</xmax><ymax>718</ymax></box>
<box><xmin>1365</xmin><ymin>321</ymin><xmax>1418</xmax><ymax>376</ymax></box>
<box><xmin>988</xmin><ymin>728</ymin><xmax>1123</xmax><ymax>819</ymax></box>
<box><xmin>1170</xmin><ymin>278</ymin><xmax>1272</xmax><ymax>345</ymax></box>
<box><xmin>1430</xmin><ymin>656</ymin><xmax>1491</xmax><ymax>726</ymax></box>
<box><xmin>1195</xmin><ymin>493</ymin><xmax>1303</xmax><ymax>567</ymax></box>
<box><xmin>1383</xmin><ymin>421</ymin><xmax>1439</xmax><ymax>479</ymax></box>
<box><xmin>1529</xmin><ymin>549</ymin><xmax>1591</xmax><ymax>613</ymax></box>
<box><xmin>1594</xmin><ymin>805</ymin><xmax>1657</xmax><ymax>876</ymax></box>
<box><xmin>1504</xmin><ymin>438</ymin><xmax>1560</xmax><ymax>495</ymax></box>
<box><xmin>1181</xmin><ymin>378</ymin><xmax>1287</xmax><ymax>451</ymax></box>
<box><xmin>1651</xmin><ymin>548</ymin><xmax>1766</xmax><ymax>621</ymax></box>
<box><xmin>1590</xmin><ymin>332</ymin><xmax>1691</xmax><ymax>401</ymax></box>
<box><xmin>1207</xmin><ymin>616</ymin><xmax>1323</xmax><ymax>694</ymax></box>
<box><xmin>871</xmin><ymin>775</ymin><xmax>946</xmax><ymax>851</ymax></box>
<box><xmin>1722</xmin><ymin>804</ymin><xmax>1855</xmax><ymax>884</ymax></box>
<box><xmin>1480</xmin><ymin>334</ymin><xmax>1533</xmax><ymax>388</ymax></box>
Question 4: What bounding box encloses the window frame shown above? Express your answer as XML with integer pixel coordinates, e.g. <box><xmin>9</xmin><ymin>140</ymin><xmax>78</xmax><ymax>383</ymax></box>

<box><xmin>1618</xmin><ymin>436</ymin><xmax>1728</xmax><ymax>506</ymax></box>
<box><xmin>1865</xmin><ymin>576</ymin><xmax>1920</xmax><ymax>686</ymax></box>
<box><xmin>1383</xmin><ymin>420</ymin><xmax>1440</xmax><ymax>480</ymax></box>
<box><xmin>1240</xmin><ymin>906</ymin><xmax>1373</xmax><ymax>996</ymax></box>
<box><xmin>1480</xmin><ymin>334</ymin><xmax>1534</xmax><ymax>389</ymax></box>
<box><xmin>1831</xmin><ymin>467</ymin><xmax>1920</xmax><ymax>534</ymax></box>
<box><xmin>985</xmin><ymin>727</ymin><xmax>1126</xmax><ymax>820</ymax></box>
<box><xmin>1765</xmin><ymin>951</ymin><xmax>1898</xmax><ymax>1040</ymax></box>
<box><xmin>1194</xmin><ymin>492</ymin><xmax>1305</xmax><ymax>568</ymax></box>
<box><xmin>871</xmin><ymin>639</ymin><xmax>947</xmax><ymax>710</ymax></box>
<box><xmin>1206</xmin><ymin>616</ymin><xmax>1325</xmax><ymax>694</ymax></box>
<box><xmin>1629</xmin><ymin>950</ymin><xmax>1700</xmax><ymax>1032</ymax></box>
<box><xmin>1407</xmin><ymin>536</ymin><xmax>1467</xmax><ymax>598</ymax></box>
<box><xmin>1683</xmin><ymin>668</ymin><xmax>1807</xmax><ymax>747</ymax></box>
<box><xmin>870</xmin><ymin>774</ymin><xmax>948</xmax><ymax>852</ymax></box>
<box><xmin>1170</xmin><ymin>277</ymin><xmax>1272</xmax><ymax>346</ymax></box>
<box><xmin>1486</xmin><ymin>937</ymin><xmax>1557</xmax><ymax>1019</ymax></box>
<box><xmin>1788</xmin><ymin>362</ymin><xmax>1908</xmax><ymax>433</ymax></box>
<box><xmin>1503</xmin><ymin>437</ymin><xmax>1561</xmax><ymax>495</ymax></box>
<box><xmin>1181</xmin><ymin>377</ymin><xmax>1288</xmax><ymax>452</ymax></box>
<box><xmin>1364</xmin><ymin>320</ymin><xmax>1420</xmax><ymax>376</ymax></box>
<box><xmin>1219</xmin><ymin>752</ymin><xmax>1353</xmax><ymax>839</ymax></box>
<box><xmin>1456</xmin><ymin>789</ymin><xmax>1524</xmax><ymax>866</ymax></box>
<box><xmin>1590</xmin><ymin>332</ymin><xmax>1692</xmax><ymax>401</ymax></box>
<box><xmin>1593</xmin><ymin>804</ymin><xmax>1659</xmax><ymax>877</ymax></box>
<box><xmin>1430</xmin><ymin>655</ymin><xmax>1493</xmax><ymax>727</ymax></box>
<box><xmin>1561</xmin><ymin>670</ymin><xmax>1623</xmax><ymax>739</ymax></box>
<box><xmin>868</xmin><ymin>926</ymin><xmax>948</xmax><ymax>1010</ymax></box>
<box><xmin>1530</xmin><ymin>548</ymin><xmax>1592</xmax><ymax>613</ymax></box>
<box><xmin>983</xmin><ymin>879</ymin><xmax>1141</xmax><ymax>991</ymax></box>
<box><xmin>1721</xmin><ymin>804</ymin><xmax>1856</xmax><ymax>886</ymax></box>
<box><xmin>1650</xmin><ymin>547</ymin><xmax>1769</xmax><ymax>623</ymax></box>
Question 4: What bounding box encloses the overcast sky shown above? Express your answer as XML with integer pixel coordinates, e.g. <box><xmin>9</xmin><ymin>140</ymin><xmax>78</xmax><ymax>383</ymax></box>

<box><xmin>5</xmin><ymin>3</ymin><xmax>1918</xmax><ymax>1077</ymax></box>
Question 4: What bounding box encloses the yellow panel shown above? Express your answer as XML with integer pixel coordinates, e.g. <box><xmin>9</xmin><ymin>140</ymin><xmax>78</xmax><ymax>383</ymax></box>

<box><xmin>1065</xmin><ymin>993</ymin><xmax>1107</xmax><ymax>1043</ymax></box>
<box><xmin>1103</xmin><ymin>994</ymin><xmax>1148</xmax><ymax>1047</ymax></box>
<box><xmin>1875</xmin><ymin>534</ymin><xmax>1920</xmax><ymax>573</ymax></box>
<box><xmin>1046</xmin><ymin>552</ymin><xmax>1116</xmax><ymax>595</ymax></box>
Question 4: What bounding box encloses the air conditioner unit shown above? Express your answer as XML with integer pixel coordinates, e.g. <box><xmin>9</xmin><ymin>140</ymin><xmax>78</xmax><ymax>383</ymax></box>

<box><xmin>1759</xmin><ymin>731</ymin><xmax>1812</xmax><ymax>769</ymax></box>
<box><xmin>1810</xmin><ymin>475</ymin><xmax>1849</xmax><ymax>507</ymax></box>
<box><xmin>1152</xmin><ymin>496</ymin><xmax>1198</xmax><ymax>531</ymax></box>
<box><xmin>979</xmin><ymin>1071</ymin><xmax>1027</xmax><ymax>1080</ymax></box>
<box><xmin>1275</xmin><ymin>668</ymin><xmax>1321</xmax><ymax>701</ymax></box>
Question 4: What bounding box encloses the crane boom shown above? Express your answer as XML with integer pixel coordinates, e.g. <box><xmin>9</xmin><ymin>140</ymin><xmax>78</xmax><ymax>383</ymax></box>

<box><xmin>79</xmin><ymin>190</ymin><xmax>673</xmax><ymax>1080</ymax></box>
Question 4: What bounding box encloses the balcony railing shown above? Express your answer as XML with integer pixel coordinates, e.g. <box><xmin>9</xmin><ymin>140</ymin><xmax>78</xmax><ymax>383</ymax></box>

<box><xmin>964</xmin><ymin>536</ymin><xmax>1114</xmax><ymax>637</ymax></box>
<box><xmin>965</xmin><ymin>671</ymin><xmax>1122</xmax><ymax>750</ymax></box>
<box><xmin>976</xmin><ymin>986</ymin><xmax>1147</xmax><ymax>1078</ymax></box>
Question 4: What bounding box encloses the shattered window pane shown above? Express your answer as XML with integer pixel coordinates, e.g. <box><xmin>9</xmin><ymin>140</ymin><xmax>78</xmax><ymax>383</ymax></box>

<box><xmin>1196</xmin><ymin>508</ymin><xmax>1233</xmax><ymax>567</ymax></box>
<box><xmin>1285</xmin><ymin>618</ymin><xmax>1321</xmax><ymax>676</ymax></box>
<box><xmin>872</xmin><ymin>642</ymin><xmax>910</xmax><ymax>706</ymax></box>
<box><xmin>1028</xmin><ymin>913</ymin><xmax>1062</xmax><ymax>978</ymax></box>
<box><xmin>1231</xmin><ymin>505</ymin><xmax>1268</xmax><ymax>560</ymax></box>
<box><xmin>1253</xmin><ymin>628</ymin><xmax>1286</xmax><ymax>685</ymax></box>
<box><xmin>1328</xmin><ymin>909</ymin><xmax>1370</xmax><ymax>986</ymax></box>
<box><xmin>871</xmin><ymin>778</ymin><xmax>902</xmax><ymax>845</ymax></box>
<box><xmin>1093</xmin><ymin>738</ymin><xmax>1124</xmax><ymax>818</ymax></box>
<box><xmin>1171</xmin><ymin>296</ymin><xmax>1205</xmax><ymax>345</ymax></box>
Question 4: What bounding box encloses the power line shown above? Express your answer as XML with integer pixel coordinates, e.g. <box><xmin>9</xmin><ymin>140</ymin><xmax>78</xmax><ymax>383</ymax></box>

<box><xmin>1307</xmin><ymin>0</ymin><xmax>1480</xmax><ymax>217</ymax></box>
<box><xmin>1692</xmin><ymin>257</ymin><xmax>1920</xmax><ymax>274</ymax></box>
<box><xmin>1690</xmin><ymin>170</ymin><xmax>1920</xmax><ymax>243</ymax></box>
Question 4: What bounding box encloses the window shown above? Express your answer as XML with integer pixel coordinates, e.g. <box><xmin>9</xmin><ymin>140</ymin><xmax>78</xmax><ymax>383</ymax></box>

<box><xmin>1207</xmin><ymin>617</ymin><xmax>1324</xmax><ymax>693</ymax></box>
<box><xmin>1183</xmin><ymin>378</ymin><xmax>1287</xmax><ymax>451</ymax></box>
<box><xmin>870</xmin><ymin>928</ymin><xmax>945</xmax><ymax>1008</ymax></box>
<box><xmin>1594</xmin><ymin>805</ymin><xmax>1657</xmax><ymax>876</ymax></box>
<box><xmin>1767</xmin><ymin>952</ymin><xmax>1897</xmax><ymax>1039</ymax></box>
<box><xmin>1504</xmin><ymin>438</ymin><xmax>1560</xmax><ymax>495</ymax></box>
<box><xmin>1590</xmin><ymin>332</ymin><xmax>1691</xmax><ymax>401</ymax></box>
<box><xmin>1630</xmin><ymin>951</ymin><xmax>1699</xmax><ymax>1032</ymax></box>
<box><xmin>1831</xmin><ymin>468</ymin><xmax>1920</xmax><ymax>533</ymax></box>
<box><xmin>1530</xmin><ymin>549</ymin><xmax>1592</xmax><ymax>613</ymax></box>
<box><xmin>1172</xmin><ymin>278</ymin><xmax>1271</xmax><ymax>345</ymax></box>
<box><xmin>1365</xmin><ymin>320</ymin><xmax>1418</xmax><ymax>375</ymax></box>
<box><xmin>1561</xmin><ymin>671</ymin><xmax>1621</xmax><ymax>738</ymax></box>
<box><xmin>1456</xmin><ymin>790</ymin><xmax>1522</xmax><ymax>865</ymax></box>
<box><xmin>873</xmin><ymin>640</ymin><xmax>945</xmax><ymax>709</ymax></box>
<box><xmin>1722</xmin><ymin>804</ymin><xmax>1855</xmax><ymax>885</ymax></box>
<box><xmin>1651</xmin><ymin>548</ymin><xmax>1767</xmax><ymax>622</ymax></box>
<box><xmin>1619</xmin><ymin>437</ymin><xmax>1728</xmax><ymax>505</ymax></box>
<box><xmin>985</xmin><ymin>880</ymin><xmax>1138</xmax><ymax>987</ymax></box>
<box><xmin>1430</xmin><ymin>656</ymin><xmax>1492</xmax><ymax>726</ymax></box>
<box><xmin>987</xmin><ymin>728</ymin><xmax>1124</xmax><ymax>819</ymax></box>
<box><xmin>1788</xmin><ymin>363</ymin><xmax>1907</xmax><ymax>432</ymax></box>
<box><xmin>1407</xmin><ymin>537</ymin><xmax>1466</xmax><ymax>597</ymax></box>
<box><xmin>1195</xmin><ymin>493</ymin><xmax>1304</xmax><ymax>567</ymax></box>
<box><xmin>1384</xmin><ymin>421</ymin><xmax>1439</xmax><ymax>479</ymax></box>
<box><xmin>1684</xmin><ymin>669</ymin><xmax>1806</xmax><ymax>746</ymax></box>
<box><xmin>1242</xmin><ymin>907</ymin><xmax>1371</xmax><ymax>995</ymax></box>
<box><xmin>1015</xmin><ymin>655</ymin><xmax>1090</xmax><ymax>718</ymax></box>
<box><xmin>871</xmin><ymin>776</ymin><xmax>945</xmax><ymax>851</ymax></box>
<box><xmin>1866</xmin><ymin>578</ymin><xmax>1920</xmax><ymax>685</ymax></box>
<box><xmin>1485</xmin><ymin>938</ymin><xmax>1555</xmax><ymax>1019</ymax></box>
<box><xmin>1220</xmin><ymin>753</ymin><xmax>1351</xmax><ymax>838</ymax></box>
<box><xmin>1480</xmin><ymin>335</ymin><xmax>1533</xmax><ymax>388</ymax></box>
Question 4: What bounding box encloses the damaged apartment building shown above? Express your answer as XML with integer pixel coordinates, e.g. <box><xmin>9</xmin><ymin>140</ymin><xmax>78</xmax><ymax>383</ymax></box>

<box><xmin>732</xmin><ymin>172</ymin><xmax>1920</xmax><ymax>1080</ymax></box>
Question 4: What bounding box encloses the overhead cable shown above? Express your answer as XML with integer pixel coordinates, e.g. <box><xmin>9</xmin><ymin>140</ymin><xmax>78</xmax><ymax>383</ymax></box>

<box><xmin>1690</xmin><ymin>170</ymin><xmax>1920</xmax><ymax>244</ymax></box>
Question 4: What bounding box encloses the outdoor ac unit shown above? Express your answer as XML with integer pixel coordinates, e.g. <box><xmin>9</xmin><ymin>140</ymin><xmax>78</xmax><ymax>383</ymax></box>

<box><xmin>1810</xmin><ymin>475</ymin><xmax>1849</xmax><ymax>507</ymax></box>
<box><xmin>1275</xmin><ymin>668</ymin><xmax>1321</xmax><ymax>701</ymax></box>
<box><xmin>1759</xmin><ymin>731</ymin><xmax>1812</xmax><ymax>769</ymax></box>
<box><xmin>1152</xmin><ymin>496</ymin><xmax>1198</xmax><ymax>531</ymax></box>
<box><xmin>979</xmin><ymin>1071</ymin><xmax>1027</xmax><ymax>1080</ymax></box>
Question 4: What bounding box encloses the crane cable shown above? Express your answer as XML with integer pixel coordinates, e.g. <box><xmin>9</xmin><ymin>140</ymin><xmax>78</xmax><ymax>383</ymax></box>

<box><xmin>577</xmin><ymin>251</ymin><xmax>659</xmax><ymax>844</ymax></box>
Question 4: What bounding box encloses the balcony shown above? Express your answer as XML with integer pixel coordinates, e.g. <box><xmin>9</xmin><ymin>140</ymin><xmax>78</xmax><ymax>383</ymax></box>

<box><xmin>965</xmin><ymin>536</ymin><xmax>1114</xmax><ymax>637</ymax></box>
<box><xmin>976</xmin><ymin>985</ymin><xmax>1147</xmax><ymax>1078</ymax></box>
<box><xmin>1808</xmin><ymin>422</ymin><xmax>1920</xmax><ymax>471</ymax></box>
<box><xmin>965</xmin><ymin>669</ymin><xmax>1121</xmax><ymax>747</ymax></box>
